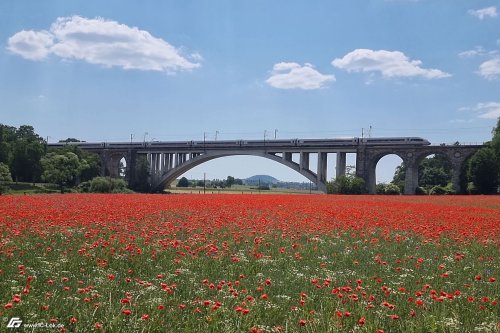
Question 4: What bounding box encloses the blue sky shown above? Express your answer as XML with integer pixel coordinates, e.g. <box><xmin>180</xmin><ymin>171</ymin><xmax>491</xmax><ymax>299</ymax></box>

<box><xmin>1</xmin><ymin>1</ymin><xmax>499</xmax><ymax>183</ymax></box>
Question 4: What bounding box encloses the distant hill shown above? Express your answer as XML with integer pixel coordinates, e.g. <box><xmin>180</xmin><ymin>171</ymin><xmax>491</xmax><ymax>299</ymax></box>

<box><xmin>244</xmin><ymin>175</ymin><xmax>280</xmax><ymax>185</ymax></box>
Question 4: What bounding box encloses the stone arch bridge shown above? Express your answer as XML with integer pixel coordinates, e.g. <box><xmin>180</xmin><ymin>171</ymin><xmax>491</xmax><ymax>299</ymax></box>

<box><xmin>49</xmin><ymin>138</ymin><xmax>482</xmax><ymax>194</ymax></box>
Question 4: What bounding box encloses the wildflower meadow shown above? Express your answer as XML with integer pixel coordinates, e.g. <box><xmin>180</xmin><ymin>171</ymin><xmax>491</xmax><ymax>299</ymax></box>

<box><xmin>0</xmin><ymin>194</ymin><xmax>498</xmax><ymax>332</ymax></box>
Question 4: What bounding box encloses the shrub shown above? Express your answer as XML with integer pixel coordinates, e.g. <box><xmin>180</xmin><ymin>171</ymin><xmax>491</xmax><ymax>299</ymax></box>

<box><xmin>79</xmin><ymin>177</ymin><xmax>130</xmax><ymax>193</ymax></box>
<box><xmin>327</xmin><ymin>176</ymin><xmax>367</xmax><ymax>194</ymax></box>
<box><xmin>384</xmin><ymin>184</ymin><xmax>401</xmax><ymax>195</ymax></box>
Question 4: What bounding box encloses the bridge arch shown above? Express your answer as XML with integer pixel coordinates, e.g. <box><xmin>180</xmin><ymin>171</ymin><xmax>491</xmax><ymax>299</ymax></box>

<box><xmin>362</xmin><ymin>150</ymin><xmax>407</xmax><ymax>194</ymax></box>
<box><xmin>374</xmin><ymin>153</ymin><xmax>405</xmax><ymax>190</ymax></box>
<box><xmin>151</xmin><ymin>151</ymin><xmax>322</xmax><ymax>192</ymax></box>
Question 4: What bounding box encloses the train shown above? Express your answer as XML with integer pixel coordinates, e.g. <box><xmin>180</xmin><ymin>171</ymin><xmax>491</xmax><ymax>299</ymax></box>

<box><xmin>47</xmin><ymin>137</ymin><xmax>430</xmax><ymax>150</ymax></box>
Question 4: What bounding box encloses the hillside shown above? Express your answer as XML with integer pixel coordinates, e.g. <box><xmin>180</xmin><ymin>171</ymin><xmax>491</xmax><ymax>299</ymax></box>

<box><xmin>244</xmin><ymin>175</ymin><xmax>280</xmax><ymax>185</ymax></box>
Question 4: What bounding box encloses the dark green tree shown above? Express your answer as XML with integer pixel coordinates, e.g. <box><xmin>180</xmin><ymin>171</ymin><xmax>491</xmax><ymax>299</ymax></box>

<box><xmin>177</xmin><ymin>177</ymin><xmax>189</xmax><ymax>187</ymax></box>
<box><xmin>0</xmin><ymin>125</ymin><xmax>16</xmax><ymax>166</ymax></box>
<box><xmin>11</xmin><ymin>125</ymin><xmax>45</xmax><ymax>182</ymax></box>
<box><xmin>466</xmin><ymin>117</ymin><xmax>500</xmax><ymax>194</ymax></box>
<box><xmin>226</xmin><ymin>176</ymin><xmax>235</xmax><ymax>188</ymax></box>
<box><xmin>467</xmin><ymin>147</ymin><xmax>499</xmax><ymax>194</ymax></box>
<box><xmin>131</xmin><ymin>155</ymin><xmax>151</xmax><ymax>192</ymax></box>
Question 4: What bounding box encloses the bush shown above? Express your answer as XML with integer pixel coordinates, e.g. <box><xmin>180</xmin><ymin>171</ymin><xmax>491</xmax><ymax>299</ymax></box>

<box><xmin>415</xmin><ymin>187</ymin><xmax>427</xmax><ymax>195</ymax></box>
<box><xmin>384</xmin><ymin>184</ymin><xmax>401</xmax><ymax>195</ymax></box>
<box><xmin>466</xmin><ymin>182</ymin><xmax>478</xmax><ymax>195</ymax></box>
<box><xmin>327</xmin><ymin>176</ymin><xmax>367</xmax><ymax>194</ymax></box>
<box><xmin>0</xmin><ymin>184</ymin><xmax>9</xmax><ymax>195</ymax></box>
<box><xmin>429</xmin><ymin>183</ymin><xmax>455</xmax><ymax>195</ymax></box>
<box><xmin>78</xmin><ymin>177</ymin><xmax>130</xmax><ymax>193</ymax></box>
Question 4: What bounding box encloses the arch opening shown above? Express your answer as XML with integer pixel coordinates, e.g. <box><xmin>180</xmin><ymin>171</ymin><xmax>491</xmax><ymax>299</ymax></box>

<box><xmin>159</xmin><ymin>154</ymin><xmax>319</xmax><ymax>192</ymax></box>
<box><xmin>416</xmin><ymin>153</ymin><xmax>453</xmax><ymax>194</ymax></box>
<box><xmin>119</xmin><ymin>157</ymin><xmax>127</xmax><ymax>178</ymax></box>
<box><xmin>375</xmin><ymin>154</ymin><xmax>404</xmax><ymax>194</ymax></box>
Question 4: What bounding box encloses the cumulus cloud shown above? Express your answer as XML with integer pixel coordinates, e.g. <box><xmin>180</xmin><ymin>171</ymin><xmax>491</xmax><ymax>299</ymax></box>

<box><xmin>332</xmin><ymin>49</ymin><xmax>451</xmax><ymax>79</ymax></box>
<box><xmin>266</xmin><ymin>62</ymin><xmax>335</xmax><ymax>90</ymax></box>
<box><xmin>7</xmin><ymin>16</ymin><xmax>200</xmax><ymax>73</ymax></box>
<box><xmin>478</xmin><ymin>57</ymin><xmax>500</xmax><ymax>79</ymax></box>
<box><xmin>460</xmin><ymin>102</ymin><xmax>500</xmax><ymax>119</ymax></box>
<box><xmin>8</xmin><ymin>30</ymin><xmax>54</xmax><ymax>60</ymax></box>
<box><xmin>468</xmin><ymin>6</ymin><xmax>498</xmax><ymax>20</ymax></box>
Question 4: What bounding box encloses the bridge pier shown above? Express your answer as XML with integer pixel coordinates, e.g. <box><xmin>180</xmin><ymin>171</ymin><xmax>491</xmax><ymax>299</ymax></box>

<box><xmin>317</xmin><ymin>152</ymin><xmax>327</xmax><ymax>185</ymax></box>
<box><xmin>336</xmin><ymin>152</ymin><xmax>346</xmax><ymax>178</ymax></box>
<box><xmin>300</xmin><ymin>152</ymin><xmax>309</xmax><ymax>170</ymax></box>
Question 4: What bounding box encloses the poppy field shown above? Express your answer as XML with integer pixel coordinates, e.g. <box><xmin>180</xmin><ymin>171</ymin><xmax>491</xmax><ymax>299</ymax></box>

<box><xmin>0</xmin><ymin>194</ymin><xmax>498</xmax><ymax>332</ymax></box>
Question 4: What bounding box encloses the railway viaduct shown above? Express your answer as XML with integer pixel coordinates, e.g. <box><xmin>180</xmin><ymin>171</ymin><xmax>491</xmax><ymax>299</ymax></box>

<box><xmin>49</xmin><ymin>139</ymin><xmax>483</xmax><ymax>194</ymax></box>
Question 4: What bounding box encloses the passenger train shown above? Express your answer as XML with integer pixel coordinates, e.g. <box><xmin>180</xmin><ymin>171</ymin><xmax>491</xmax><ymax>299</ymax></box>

<box><xmin>47</xmin><ymin>137</ymin><xmax>430</xmax><ymax>150</ymax></box>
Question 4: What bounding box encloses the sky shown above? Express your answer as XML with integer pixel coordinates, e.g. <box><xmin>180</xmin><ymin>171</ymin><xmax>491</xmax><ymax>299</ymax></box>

<box><xmin>1</xmin><ymin>1</ymin><xmax>499</xmax><ymax>183</ymax></box>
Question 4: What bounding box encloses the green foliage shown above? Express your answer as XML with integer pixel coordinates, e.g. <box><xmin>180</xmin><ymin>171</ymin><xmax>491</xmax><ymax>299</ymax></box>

<box><xmin>392</xmin><ymin>155</ymin><xmax>453</xmax><ymax>194</ymax></box>
<box><xmin>376</xmin><ymin>183</ymin><xmax>401</xmax><ymax>195</ymax></box>
<box><xmin>415</xmin><ymin>186</ymin><xmax>427</xmax><ymax>195</ymax></box>
<box><xmin>177</xmin><ymin>177</ymin><xmax>189</xmax><ymax>187</ymax></box>
<box><xmin>129</xmin><ymin>155</ymin><xmax>151</xmax><ymax>193</ymax></box>
<box><xmin>0</xmin><ymin>162</ymin><xmax>12</xmax><ymax>182</ymax></box>
<box><xmin>0</xmin><ymin>162</ymin><xmax>13</xmax><ymax>195</ymax></box>
<box><xmin>467</xmin><ymin>147</ymin><xmax>499</xmax><ymax>194</ymax></box>
<box><xmin>41</xmin><ymin>152</ymin><xmax>82</xmax><ymax>193</ymax></box>
<box><xmin>226</xmin><ymin>175</ymin><xmax>235</xmax><ymax>188</ymax></box>
<box><xmin>0</xmin><ymin>124</ymin><xmax>47</xmax><ymax>183</ymax></box>
<box><xmin>429</xmin><ymin>183</ymin><xmax>455</xmax><ymax>195</ymax></box>
<box><xmin>50</xmin><ymin>144</ymin><xmax>101</xmax><ymax>182</ymax></box>
<box><xmin>384</xmin><ymin>183</ymin><xmax>401</xmax><ymax>195</ymax></box>
<box><xmin>327</xmin><ymin>175</ymin><xmax>367</xmax><ymax>194</ymax></box>
<box><xmin>79</xmin><ymin>176</ymin><xmax>130</xmax><ymax>193</ymax></box>
<box><xmin>418</xmin><ymin>154</ymin><xmax>452</xmax><ymax>188</ymax></box>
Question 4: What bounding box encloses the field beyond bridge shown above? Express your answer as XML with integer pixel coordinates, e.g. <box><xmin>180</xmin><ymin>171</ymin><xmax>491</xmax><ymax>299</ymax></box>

<box><xmin>0</xmin><ymin>194</ymin><xmax>498</xmax><ymax>332</ymax></box>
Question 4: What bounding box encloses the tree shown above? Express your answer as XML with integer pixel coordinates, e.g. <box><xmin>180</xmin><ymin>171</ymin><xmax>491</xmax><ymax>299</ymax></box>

<box><xmin>0</xmin><ymin>162</ymin><xmax>12</xmax><ymax>195</ymax></box>
<box><xmin>418</xmin><ymin>155</ymin><xmax>451</xmax><ymax>188</ymax></box>
<box><xmin>50</xmin><ymin>144</ymin><xmax>100</xmax><ymax>183</ymax></box>
<box><xmin>130</xmin><ymin>155</ymin><xmax>150</xmax><ymax>192</ymax></box>
<box><xmin>59</xmin><ymin>138</ymin><xmax>83</xmax><ymax>143</ymax></box>
<box><xmin>41</xmin><ymin>152</ymin><xmax>82</xmax><ymax>193</ymax></box>
<box><xmin>10</xmin><ymin>125</ymin><xmax>45</xmax><ymax>182</ymax></box>
<box><xmin>467</xmin><ymin>147</ymin><xmax>499</xmax><ymax>194</ymax></box>
<box><xmin>391</xmin><ymin>155</ymin><xmax>452</xmax><ymax>192</ymax></box>
<box><xmin>466</xmin><ymin>117</ymin><xmax>500</xmax><ymax>194</ymax></box>
<box><xmin>177</xmin><ymin>177</ymin><xmax>189</xmax><ymax>187</ymax></box>
<box><xmin>226</xmin><ymin>176</ymin><xmax>235</xmax><ymax>188</ymax></box>
<box><xmin>0</xmin><ymin>124</ymin><xmax>16</xmax><ymax>166</ymax></box>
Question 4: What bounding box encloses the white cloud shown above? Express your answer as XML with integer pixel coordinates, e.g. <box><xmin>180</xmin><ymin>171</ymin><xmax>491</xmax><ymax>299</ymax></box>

<box><xmin>478</xmin><ymin>57</ymin><xmax>500</xmax><ymax>79</ymax></box>
<box><xmin>458</xmin><ymin>46</ymin><xmax>487</xmax><ymax>58</ymax></box>
<box><xmin>332</xmin><ymin>49</ymin><xmax>451</xmax><ymax>79</ymax></box>
<box><xmin>266</xmin><ymin>62</ymin><xmax>335</xmax><ymax>90</ymax></box>
<box><xmin>7</xmin><ymin>16</ymin><xmax>200</xmax><ymax>73</ymax></box>
<box><xmin>7</xmin><ymin>30</ymin><xmax>54</xmax><ymax>60</ymax></box>
<box><xmin>460</xmin><ymin>102</ymin><xmax>500</xmax><ymax>119</ymax></box>
<box><xmin>468</xmin><ymin>6</ymin><xmax>498</xmax><ymax>20</ymax></box>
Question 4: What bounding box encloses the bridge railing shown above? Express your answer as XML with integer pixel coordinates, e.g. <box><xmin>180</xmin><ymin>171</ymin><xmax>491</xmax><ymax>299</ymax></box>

<box><xmin>431</xmin><ymin>142</ymin><xmax>485</xmax><ymax>147</ymax></box>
